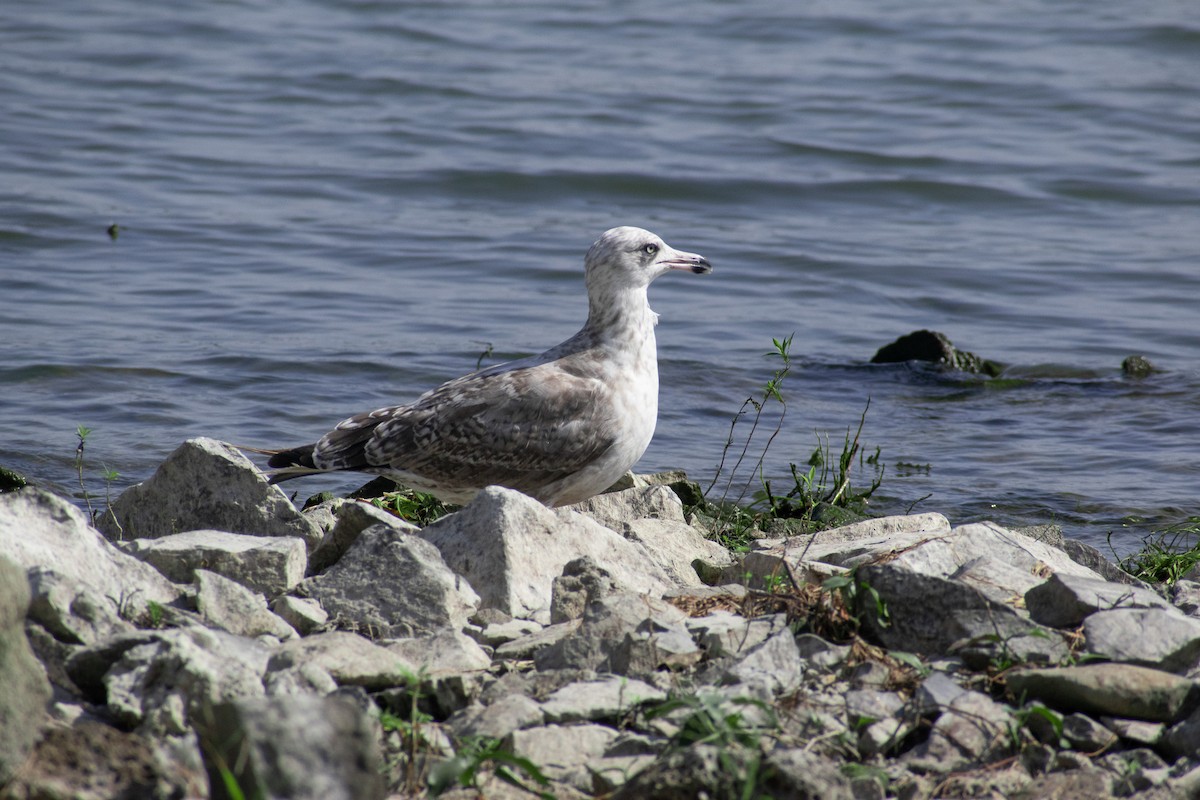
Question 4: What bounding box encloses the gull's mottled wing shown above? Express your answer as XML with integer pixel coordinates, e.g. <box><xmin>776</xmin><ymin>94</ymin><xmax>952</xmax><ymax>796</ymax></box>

<box><xmin>312</xmin><ymin>358</ymin><xmax>621</xmax><ymax>495</ymax></box>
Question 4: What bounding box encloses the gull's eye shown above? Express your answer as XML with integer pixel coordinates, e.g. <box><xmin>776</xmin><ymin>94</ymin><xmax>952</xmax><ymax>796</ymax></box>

<box><xmin>642</xmin><ymin>243</ymin><xmax>659</xmax><ymax>257</ymax></box>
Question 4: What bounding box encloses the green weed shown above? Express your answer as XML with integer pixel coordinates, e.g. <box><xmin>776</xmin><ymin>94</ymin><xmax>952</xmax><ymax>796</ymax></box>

<box><xmin>702</xmin><ymin>336</ymin><xmax>885</xmax><ymax>550</ymax></box>
<box><xmin>1115</xmin><ymin>517</ymin><xmax>1200</xmax><ymax>585</ymax></box>
<box><xmin>371</xmin><ymin>489</ymin><xmax>452</xmax><ymax>527</ymax></box>
<box><xmin>643</xmin><ymin>692</ymin><xmax>779</xmax><ymax>800</ymax></box>
<box><xmin>823</xmin><ymin>570</ymin><xmax>890</xmax><ymax>631</ymax></box>
<box><xmin>427</xmin><ymin>737</ymin><xmax>553</xmax><ymax>799</ymax></box>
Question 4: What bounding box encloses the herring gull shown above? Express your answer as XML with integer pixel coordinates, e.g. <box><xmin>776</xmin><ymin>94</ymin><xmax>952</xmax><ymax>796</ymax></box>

<box><xmin>264</xmin><ymin>226</ymin><xmax>712</xmax><ymax>507</ymax></box>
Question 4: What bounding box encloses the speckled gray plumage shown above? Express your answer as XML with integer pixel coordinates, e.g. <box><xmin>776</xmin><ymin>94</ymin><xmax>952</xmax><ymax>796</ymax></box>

<box><xmin>267</xmin><ymin>226</ymin><xmax>711</xmax><ymax>506</ymax></box>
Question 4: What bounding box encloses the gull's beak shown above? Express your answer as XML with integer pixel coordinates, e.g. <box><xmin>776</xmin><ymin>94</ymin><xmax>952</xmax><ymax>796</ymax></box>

<box><xmin>662</xmin><ymin>247</ymin><xmax>713</xmax><ymax>275</ymax></box>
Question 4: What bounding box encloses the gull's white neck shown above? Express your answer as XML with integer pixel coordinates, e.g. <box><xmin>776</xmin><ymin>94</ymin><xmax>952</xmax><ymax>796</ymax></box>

<box><xmin>584</xmin><ymin>285</ymin><xmax>659</xmax><ymax>363</ymax></box>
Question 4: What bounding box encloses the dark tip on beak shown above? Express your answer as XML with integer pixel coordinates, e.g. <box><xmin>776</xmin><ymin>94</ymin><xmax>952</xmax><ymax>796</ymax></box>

<box><xmin>667</xmin><ymin>255</ymin><xmax>713</xmax><ymax>275</ymax></box>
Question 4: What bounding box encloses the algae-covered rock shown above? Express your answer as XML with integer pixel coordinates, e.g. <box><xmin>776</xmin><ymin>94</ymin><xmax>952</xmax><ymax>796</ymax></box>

<box><xmin>871</xmin><ymin>329</ymin><xmax>1002</xmax><ymax>376</ymax></box>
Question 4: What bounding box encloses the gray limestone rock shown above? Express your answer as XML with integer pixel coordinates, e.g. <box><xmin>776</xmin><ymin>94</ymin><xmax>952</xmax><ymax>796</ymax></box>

<box><xmin>535</xmin><ymin>593</ymin><xmax>699</xmax><ymax>676</ymax></box>
<box><xmin>550</xmin><ymin>557</ymin><xmax>616</xmax><ymax>624</ymax></box>
<box><xmin>794</xmin><ymin>633</ymin><xmax>851</xmax><ymax>672</ymax></box>
<box><xmin>300</xmin><ymin>524</ymin><xmax>478</xmax><ymax>638</ymax></box>
<box><xmin>268</xmin><ymin>631</ymin><xmax>416</xmax><ymax>690</ymax></box>
<box><xmin>4</xmin><ymin>719</ymin><xmax>208</xmax><ymax>800</ymax></box>
<box><xmin>194</xmin><ymin>569</ymin><xmax>297</xmax><ymax>640</ymax></box>
<box><xmin>67</xmin><ymin>626</ymin><xmax>271</xmax><ymax>737</ymax></box>
<box><xmin>540</xmin><ymin>675</ymin><xmax>667</xmax><ymax>723</ymax></box>
<box><xmin>612</xmin><ymin>742</ymin><xmax>853</xmax><ymax>800</ymax></box>
<box><xmin>1061</xmin><ymin>712</ymin><xmax>1119</xmax><ymax>751</ymax></box>
<box><xmin>567</xmin><ymin>484</ymin><xmax>688</xmax><ymax>529</ymax></box>
<box><xmin>1059</xmin><ymin>538</ymin><xmax>1144</xmax><ymax>586</ymax></box>
<box><xmin>505</xmin><ymin>724</ymin><xmax>620</xmax><ymax>793</ymax></box>
<box><xmin>856</xmin><ymin>562</ymin><xmax>1059</xmax><ymax>657</ymax></box>
<box><xmin>1005</xmin><ymin>663</ymin><xmax>1200</xmax><ymax>722</ymax></box>
<box><xmin>124</xmin><ymin>529</ymin><xmax>307</xmax><ymax>597</ymax></box>
<box><xmin>383</xmin><ymin>629</ymin><xmax>492</xmax><ymax>676</ymax></box>
<box><xmin>764</xmin><ymin>748</ymin><xmax>855</xmax><ymax>799</ymax></box>
<box><xmin>686</xmin><ymin>610</ymin><xmax>785</xmax><ymax>659</ymax></box>
<box><xmin>0</xmin><ymin>556</ymin><xmax>53</xmax><ymax>785</ymax></box>
<box><xmin>473</xmin><ymin>617</ymin><xmax>543</xmax><ymax>648</ymax></box>
<box><xmin>1083</xmin><ymin>607</ymin><xmax>1200</xmax><ymax>673</ymax></box>
<box><xmin>419</xmin><ymin>487</ymin><xmax>675</xmax><ymax>618</ymax></box>
<box><xmin>1025</xmin><ymin>571</ymin><xmax>1171</xmax><ymax>628</ymax></box>
<box><xmin>494</xmin><ymin>619</ymin><xmax>582</xmax><ymax>661</ymax></box>
<box><xmin>307</xmin><ymin>498</ymin><xmax>418</xmax><ymax>575</ymax></box>
<box><xmin>906</xmin><ymin>690</ymin><xmax>1012</xmax><ymax>772</ymax></box>
<box><xmin>97</xmin><ymin>437</ymin><xmax>321</xmax><ymax>549</ymax></box>
<box><xmin>912</xmin><ymin>670</ymin><xmax>970</xmax><ymax>717</ymax></box>
<box><xmin>0</xmin><ymin>489</ymin><xmax>182</xmax><ymax>644</ymax></box>
<box><xmin>1163</xmin><ymin>706</ymin><xmax>1200</xmax><ymax>760</ymax></box>
<box><xmin>270</xmin><ymin>595</ymin><xmax>329</xmax><ymax>635</ymax></box>
<box><xmin>619</xmin><ymin>517</ymin><xmax>736</xmax><ymax>585</ymax></box>
<box><xmin>263</xmin><ymin>661</ymin><xmax>339</xmax><ymax>697</ymax></box>
<box><xmin>724</xmin><ymin>629</ymin><xmax>807</xmax><ymax>696</ymax></box>
<box><xmin>1101</xmin><ymin>716</ymin><xmax>1164</xmax><ymax>747</ymax></box>
<box><xmin>450</xmin><ymin>692</ymin><xmax>546</xmax><ymax>740</ymax></box>
<box><xmin>737</xmin><ymin>512</ymin><xmax>950</xmax><ymax>589</ymax></box>
<box><xmin>196</xmin><ymin>694</ymin><xmax>384</xmax><ymax>800</ymax></box>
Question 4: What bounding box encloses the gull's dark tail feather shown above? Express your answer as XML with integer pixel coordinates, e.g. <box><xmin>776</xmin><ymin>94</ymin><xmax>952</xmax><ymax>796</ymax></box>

<box><xmin>236</xmin><ymin>443</ymin><xmax>322</xmax><ymax>484</ymax></box>
<box><xmin>266</xmin><ymin>444</ymin><xmax>318</xmax><ymax>470</ymax></box>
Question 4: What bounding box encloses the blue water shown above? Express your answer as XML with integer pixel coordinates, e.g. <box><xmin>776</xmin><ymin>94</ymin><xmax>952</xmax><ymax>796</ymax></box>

<box><xmin>3</xmin><ymin>1</ymin><xmax>1198</xmax><ymax>555</ymax></box>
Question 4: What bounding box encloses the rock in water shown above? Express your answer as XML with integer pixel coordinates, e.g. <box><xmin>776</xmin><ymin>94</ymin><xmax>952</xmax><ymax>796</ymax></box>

<box><xmin>871</xmin><ymin>329</ymin><xmax>1001</xmax><ymax>376</ymax></box>
<box><xmin>264</xmin><ymin>227</ymin><xmax>711</xmax><ymax>506</ymax></box>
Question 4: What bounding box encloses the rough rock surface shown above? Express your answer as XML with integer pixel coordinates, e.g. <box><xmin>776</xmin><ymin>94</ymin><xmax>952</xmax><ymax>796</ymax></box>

<box><xmin>0</xmin><ymin>556</ymin><xmax>53</xmax><ymax>785</ymax></box>
<box><xmin>870</xmin><ymin>328</ymin><xmax>1002</xmax><ymax>375</ymax></box>
<box><xmin>194</xmin><ymin>569</ymin><xmax>297</xmax><ymax>640</ymax></box>
<box><xmin>124</xmin><ymin>530</ymin><xmax>308</xmax><ymax>596</ymax></box>
<box><xmin>97</xmin><ymin>437</ymin><xmax>321</xmax><ymax>549</ymax></box>
<box><xmin>0</xmin><ymin>489</ymin><xmax>182</xmax><ymax>644</ymax></box>
<box><xmin>420</xmin><ymin>487</ymin><xmax>679</xmax><ymax>618</ymax></box>
<box><xmin>196</xmin><ymin>694</ymin><xmax>384</xmax><ymax>800</ymax></box>
<box><xmin>12</xmin><ymin>446</ymin><xmax>1200</xmax><ymax>800</ymax></box>
<box><xmin>300</xmin><ymin>524</ymin><xmax>478</xmax><ymax>637</ymax></box>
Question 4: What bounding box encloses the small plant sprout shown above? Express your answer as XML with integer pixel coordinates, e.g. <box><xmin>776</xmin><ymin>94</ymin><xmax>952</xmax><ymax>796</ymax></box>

<box><xmin>75</xmin><ymin>425</ymin><xmax>94</xmax><ymax>519</ymax></box>
<box><xmin>707</xmin><ymin>334</ymin><xmax>795</xmax><ymax>509</ymax></box>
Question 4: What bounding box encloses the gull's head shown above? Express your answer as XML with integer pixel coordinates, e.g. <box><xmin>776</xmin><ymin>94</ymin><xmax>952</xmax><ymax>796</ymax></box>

<box><xmin>584</xmin><ymin>227</ymin><xmax>712</xmax><ymax>296</ymax></box>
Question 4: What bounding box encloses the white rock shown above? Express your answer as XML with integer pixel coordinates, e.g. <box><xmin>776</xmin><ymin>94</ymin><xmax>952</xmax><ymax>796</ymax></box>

<box><xmin>307</xmin><ymin>499</ymin><xmax>418</xmax><ymax>575</ymax></box>
<box><xmin>196</xmin><ymin>695</ymin><xmax>383</xmax><ymax>800</ymax></box>
<box><xmin>87</xmin><ymin>627</ymin><xmax>271</xmax><ymax>736</ymax></box>
<box><xmin>1084</xmin><ymin>607</ymin><xmax>1200</xmax><ymax>673</ymax></box>
<box><xmin>419</xmin><ymin>487</ymin><xmax>675</xmax><ymax>619</ymax></box>
<box><xmin>268</xmin><ymin>631</ymin><xmax>417</xmax><ymax>690</ymax></box>
<box><xmin>97</xmin><ymin>437</ymin><xmax>321</xmax><ymax>550</ymax></box>
<box><xmin>540</xmin><ymin>676</ymin><xmax>667</xmax><ymax>723</ymax></box>
<box><xmin>450</xmin><ymin>693</ymin><xmax>545</xmax><ymax>740</ymax></box>
<box><xmin>383</xmin><ymin>630</ymin><xmax>492</xmax><ymax>676</ymax></box>
<box><xmin>270</xmin><ymin>596</ymin><xmax>329</xmax><ymax>635</ymax></box>
<box><xmin>567</xmin><ymin>484</ymin><xmax>687</xmax><ymax>530</ymax></box>
<box><xmin>124</xmin><ymin>530</ymin><xmax>307</xmax><ymax>596</ymax></box>
<box><xmin>300</xmin><ymin>525</ymin><xmax>478</xmax><ymax>638</ymax></box>
<box><xmin>724</xmin><ymin>629</ymin><xmax>807</xmax><ymax>696</ymax></box>
<box><xmin>686</xmin><ymin>611</ymin><xmax>786</xmax><ymax>659</ymax></box>
<box><xmin>506</xmin><ymin>724</ymin><xmax>620</xmax><ymax>792</ymax></box>
<box><xmin>194</xmin><ymin>570</ymin><xmax>297</xmax><ymax>640</ymax></box>
<box><xmin>0</xmin><ymin>490</ymin><xmax>182</xmax><ymax>644</ymax></box>
<box><xmin>620</xmin><ymin>518</ymin><xmax>735</xmax><ymax>585</ymax></box>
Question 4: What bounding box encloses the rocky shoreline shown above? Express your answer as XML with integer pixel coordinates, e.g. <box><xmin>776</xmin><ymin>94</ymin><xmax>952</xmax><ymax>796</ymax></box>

<box><xmin>3</xmin><ymin>437</ymin><xmax>1200</xmax><ymax>799</ymax></box>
